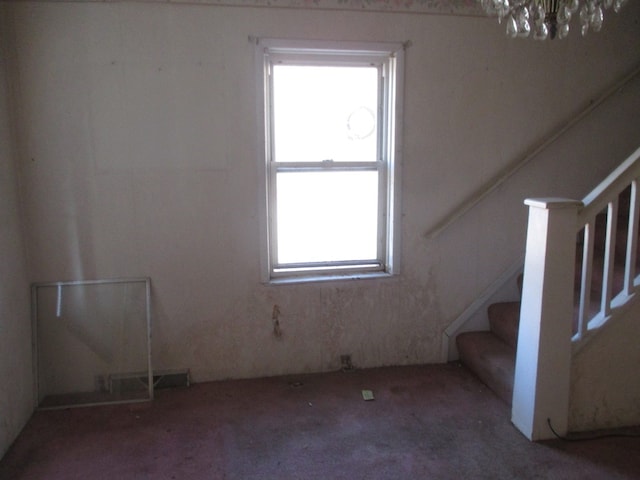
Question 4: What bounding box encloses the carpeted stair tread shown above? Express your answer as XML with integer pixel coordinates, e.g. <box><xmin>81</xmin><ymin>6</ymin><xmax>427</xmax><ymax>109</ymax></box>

<box><xmin>456</xmin><ymin>332</ymin><xmax>515</xmax><ymax>405</ymax></box>
<box><xmin>488</xmin><ymin>301</ymin><xmax>520</xmax><ymax>349</ymax></box>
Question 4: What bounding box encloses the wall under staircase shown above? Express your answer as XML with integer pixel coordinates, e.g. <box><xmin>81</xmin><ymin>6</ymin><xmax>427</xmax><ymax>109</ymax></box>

<box><xmin>570</xmin><ymin>298</ymin><xmax>640</xmax><ymax>432</ymax></box>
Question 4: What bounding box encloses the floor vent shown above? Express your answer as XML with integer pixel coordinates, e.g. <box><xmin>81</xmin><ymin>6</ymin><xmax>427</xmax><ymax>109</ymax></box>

<box><xmin>109</xmin><ymin>369</ymin><xmax>190</xmax><ymax>393</ymax></box>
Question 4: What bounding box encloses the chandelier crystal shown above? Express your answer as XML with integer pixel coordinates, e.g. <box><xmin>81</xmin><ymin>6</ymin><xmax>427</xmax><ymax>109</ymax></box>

<box><xmin>480</xmin><ymin>0</ymin><xmax>628</xmax><ymax>40</ymax></box>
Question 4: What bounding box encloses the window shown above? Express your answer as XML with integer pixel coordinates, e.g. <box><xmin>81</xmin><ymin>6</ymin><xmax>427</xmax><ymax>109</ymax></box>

<box><xmin>257</xmin><ymin>39</ymin><xmax>404</xmax><ymax>282</ymax></box>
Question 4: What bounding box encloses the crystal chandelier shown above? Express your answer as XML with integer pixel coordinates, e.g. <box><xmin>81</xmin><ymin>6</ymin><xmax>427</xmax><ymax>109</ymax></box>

<box><xmin>480</xmin><ymin>0</ymin><xmax>628</xmax><ymax>40</ymax></box>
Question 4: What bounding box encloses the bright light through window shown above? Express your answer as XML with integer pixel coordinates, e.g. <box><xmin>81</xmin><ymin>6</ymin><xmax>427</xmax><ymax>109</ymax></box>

<box><xmin>273</xmin><ymin>66</ymin><xmax>378</xmax><ymax>163</ymax></box>
<box><xmin>276</xmin><ymin>170</ymin><xmax>379</xmax><ymax>264</ymax></box>
<box><xmin>260</xmin><ymin>39</ymin><xmax>403</xmax><ymax>280</ymax></box>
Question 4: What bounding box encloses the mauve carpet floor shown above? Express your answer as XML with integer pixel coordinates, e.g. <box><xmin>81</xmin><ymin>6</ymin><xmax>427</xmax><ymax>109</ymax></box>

<box><xmin>1</xmin><ymin>364</ymin><xmax>639</xmax><ymax>479</ymax></box>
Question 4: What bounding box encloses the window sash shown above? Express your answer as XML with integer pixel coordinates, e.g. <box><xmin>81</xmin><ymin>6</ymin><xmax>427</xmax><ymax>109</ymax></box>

<box><xmin>270</xmin><ymin>168</ymin><xmax>386</xmax><ymax>271</ymax></box>
<box><xmin>272</xmin><ymin>161</ymin><xmax>380</xmax><ymax>171</ymax></box>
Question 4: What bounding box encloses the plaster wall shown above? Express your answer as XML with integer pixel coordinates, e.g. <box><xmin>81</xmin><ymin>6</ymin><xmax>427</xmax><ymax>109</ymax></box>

<box><xmin>0</xmin><ymin>7</ymin><xmax>33</xmax><ymax>458</ymax></box>
<box><xmin>5</xmin><ymin>1</ymin><xmax>640</xmax><ymax>385</ymax></box>
<box><xmin>569</xmin><ymin>301</ymin><xmax>640</xmax><ymax>431</ymax></box>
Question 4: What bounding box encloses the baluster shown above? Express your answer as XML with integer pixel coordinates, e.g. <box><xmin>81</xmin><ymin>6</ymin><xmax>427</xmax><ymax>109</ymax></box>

<box><xmin>577</xmin><ymin>221</ymin><xmax>594</xmax><ymax>340</ymax></box>
<box><xmin>600</xmin><ymin>199</ymin><xmax>619</xmax><ymax>319</ymax></box>
<box><xmin>624</xmin><ymin>180</ymin><xmax>640</xmax><ymax>296</ymax></box>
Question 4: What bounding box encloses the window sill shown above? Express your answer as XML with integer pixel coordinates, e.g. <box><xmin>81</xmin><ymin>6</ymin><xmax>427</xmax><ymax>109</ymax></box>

<box><xmin>267</xmin><ymin>271</ymin><xmax>396</xmax><ymax>286</ymax></box>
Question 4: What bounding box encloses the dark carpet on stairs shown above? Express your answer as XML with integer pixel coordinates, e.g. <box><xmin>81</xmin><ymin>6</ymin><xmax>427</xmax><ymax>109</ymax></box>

<box><xmin>1</xmin><ymin>364</ymin><xmax>639</xmax><ymax>480</ymax></box>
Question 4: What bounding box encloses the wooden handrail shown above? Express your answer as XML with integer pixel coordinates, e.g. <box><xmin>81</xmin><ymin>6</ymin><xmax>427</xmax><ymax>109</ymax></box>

<box><xmin>578</xmin><ymin>146</ymin><xmax>640</xmax><ymax>223</ymax></box>
<box><xmin>425</xmin><ymin>63</ymin><xmax>640</xmax><ymax>240</ymax></box>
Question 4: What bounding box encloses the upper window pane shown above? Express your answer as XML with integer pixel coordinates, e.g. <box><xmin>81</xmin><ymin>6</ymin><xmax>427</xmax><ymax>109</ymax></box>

<box><xmin>272</xmin><ymin>65</ymin><xmax>379</xmax><ymax>163</ymax></box>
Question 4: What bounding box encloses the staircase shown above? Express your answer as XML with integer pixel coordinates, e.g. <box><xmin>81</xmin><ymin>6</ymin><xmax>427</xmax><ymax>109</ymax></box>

<box><xmin>456</xmin><ymin>177</ymin><xmax>640</xmax><ymax>406</ymax></box>
<box><xmin>456</xmin><ymin>300</ymin><xmax>520</xmax><ymax>404</ymax></box>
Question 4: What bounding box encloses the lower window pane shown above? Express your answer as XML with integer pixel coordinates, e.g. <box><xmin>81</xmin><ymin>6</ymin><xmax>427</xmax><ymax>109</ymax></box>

<box><xmin>276</xmin><ymin>171</ymin><xmax>379</xmax><ymax>265</ymax></box>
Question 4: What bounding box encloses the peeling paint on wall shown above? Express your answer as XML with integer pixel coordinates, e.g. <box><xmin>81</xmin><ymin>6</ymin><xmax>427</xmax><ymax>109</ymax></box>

<box><xmin>271</xmin><ymin>304</ymin><xmax>283</xmax><ymax>339</ymax></box>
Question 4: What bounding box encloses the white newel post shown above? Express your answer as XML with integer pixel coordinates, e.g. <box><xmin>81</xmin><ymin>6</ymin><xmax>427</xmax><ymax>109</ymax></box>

<box><xmin>511</xmin><ymin>198</ymin><xmax>582</xmax><ymax>441</ymax></box>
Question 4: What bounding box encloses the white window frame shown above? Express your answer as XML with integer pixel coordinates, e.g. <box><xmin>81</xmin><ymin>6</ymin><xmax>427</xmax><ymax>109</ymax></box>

<box><xmin>256</xmin><ymin>38</ymin><xmax>404</xmax><ymax>283</ymax></box>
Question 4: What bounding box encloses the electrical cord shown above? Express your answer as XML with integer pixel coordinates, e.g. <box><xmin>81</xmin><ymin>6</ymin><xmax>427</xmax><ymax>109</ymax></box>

<box><xmin>547</xmin><ymin>418</ymin><xmax>640</xmax><ymax>441</ymax></box>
